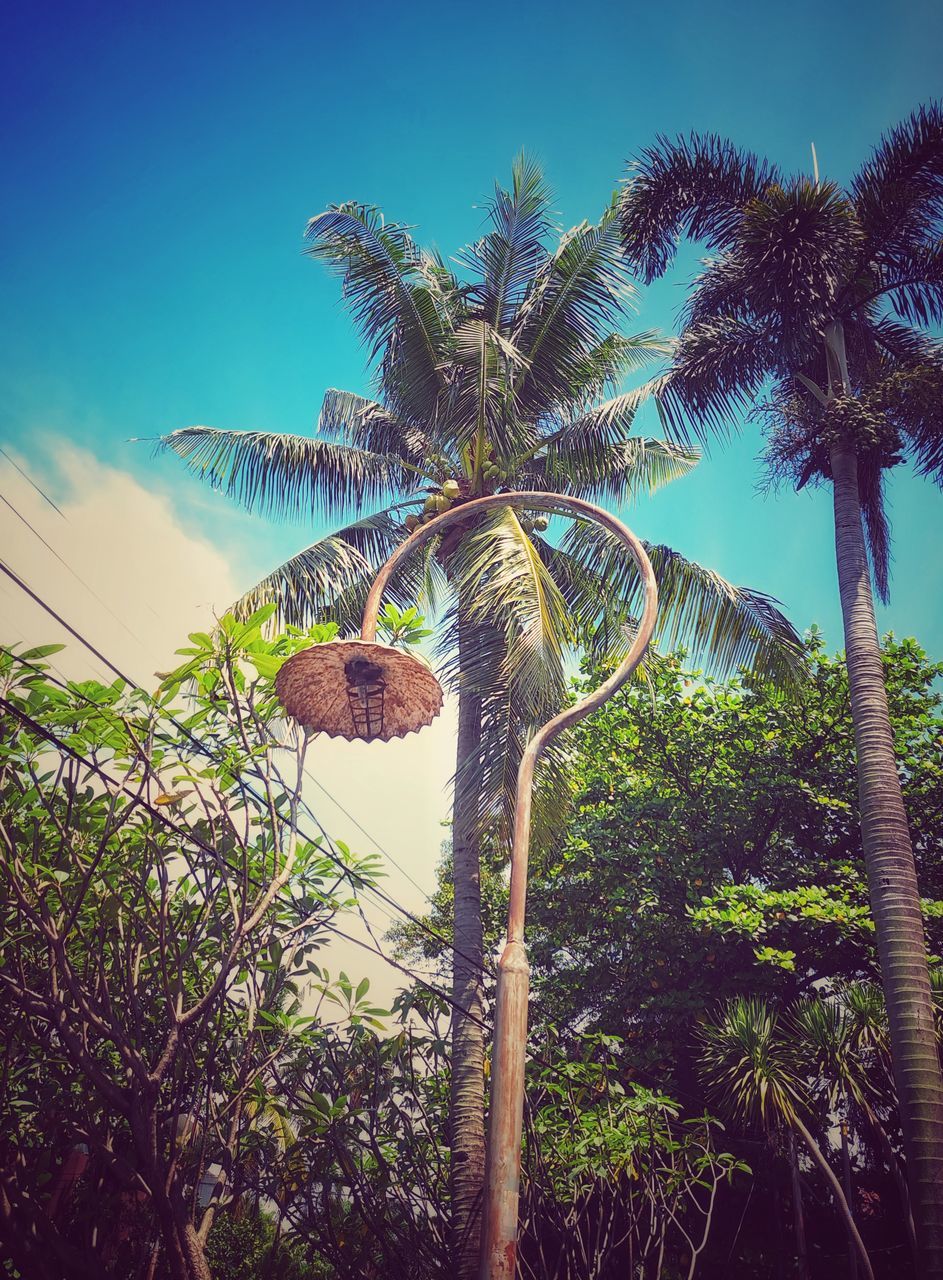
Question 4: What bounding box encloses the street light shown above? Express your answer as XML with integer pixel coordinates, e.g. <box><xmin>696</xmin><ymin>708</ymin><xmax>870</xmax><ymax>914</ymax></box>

<box><xmin>274</xmin><ymin>492</ymin><xmax>658</xmax><ymax>1280</ymax></box>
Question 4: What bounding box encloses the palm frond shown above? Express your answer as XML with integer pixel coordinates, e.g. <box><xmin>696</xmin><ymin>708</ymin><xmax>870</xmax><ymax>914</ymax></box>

<box><xmin>318</xmin><ymin>388</ymin><xmax>444</xmax><ymax>470</ymax></box>
<box><xmin>869</xmin><ymin>316</ymin><xmax>941</xmax><ymax>367</ymax></box>
<box><xmin>739</xmin><ymin>181</ymin><xmax>863</xmax><ymax>348</ymax></box>
<box><xmin>858</xmin><ymin>455</ymin><xmax>892</xmax><ymax>604</ymax></box>
<box><xmin>438</xmin><ymin>603</ymin><xmax>573</xmax><ymax>857</ymax></box>
<box><xmin>232</xmin><ymin>505</ymin><xmax>418</xmax><ymax>631</ymax></box>
<box><xmin>441</xmin><ymin>318</ymin><xmax>535</xmax><ymax>458</ymax></box>
<box><xmin>511</xmin><ymin>199</ymin><xmax>637</xmax><ymax>422</ymax></box>
<box><xmin>304</xmin><ymin>204</ymin><xmax>450</xmax><ymax>422</ymax></box>
<box><xmin>659</xmin><ymin>317</ymin><xmax>776</xmax><ymax>443</ymax></box>
<box><xmin>525</xmin><ymin>378</ymin><xmax>700</xmax><ymax>500</ymax></box>
<box><xmin>561</xmin><ymin>520</ymin><xmax>804</xmax><ymax>686</ymax></box>
<box><xmin>159</xmin><ymin>427</ymin><xmax>418</xmax><ymax>523</ymax></box>
<box><xmin>459</xmin><ymin>153</ymin><xmax>553</xmax><ymax>332</ymax></box>
<box><xmin>881</xmin><ymin>357</ymin><xmax>943</xmax><ymax>486</ymax></box>
<box><xmin>561</xmin><ymin>330</ymin><xmax>674</xmax><ymax>411</ymax></box>
<box><xmin>685</xmin><ymin>254</ymin><xmax>754</xmax><ymax>326</ymax></box>
<box><xmin>852</xmin><ymin>103</ymin><xmax>943</xmax><ymax>269</ymax></box>
<box><xmin>561</xmin><ymin>436</ymin><xmax>701</xmax><ymax>503</ymax></box>
<box><xmin>447</xmin><ymin>508</ymin><xmax>571</xmax><ymax>709</ymax></box>
<box><xmin>621</xmin><ymin>133</ymin><xmax>781</xmax><ymax>282</ymax></box>
<box><xmin>876</xmin><ymin>238</ymin><xmax>943</xmax><ymax>327</ymax></box>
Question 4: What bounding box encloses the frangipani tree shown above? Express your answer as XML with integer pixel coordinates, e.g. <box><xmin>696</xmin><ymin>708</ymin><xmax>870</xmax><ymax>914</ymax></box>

<box><xmin>160</xmin><ymin>158</ymin><xmax>801</xmax><ymax>1277</ymax></box>
<box><xmin>621</xmin><ymin>106</ymin><xmax>943</xmax><ymax>1274</ymax></box>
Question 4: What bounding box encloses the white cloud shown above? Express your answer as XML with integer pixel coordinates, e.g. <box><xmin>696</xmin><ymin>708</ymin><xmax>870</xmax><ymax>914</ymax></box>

<box><xmin>1</xmin><ymin>438</ymin><xmax>240</xmax><ymax>685</ymax></box>
<box><xmin>0</xmin><ymin>439</ymin><xmax>457</xmax><ymax>1009</ymax></box>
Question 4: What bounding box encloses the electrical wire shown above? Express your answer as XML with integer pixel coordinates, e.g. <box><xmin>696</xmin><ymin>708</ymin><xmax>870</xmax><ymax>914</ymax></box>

<box><xmin>0</xmin><ymin>534</ymin><xmax>480</xmax><ymax>972</ymax></box>
<box><xmin>0</xmin><ymin>692</ymin><xmax>492</xmax><ymax>1036</ymax></box>
<box><xmin>0</xmin><ymin>636</ymin><xmax>453</xmax><ymax>964</ymax></box>
<box><xmin>0</xmin><ymin>446</ymin><xmax>65</xmax><ymax>516</ymax></box>
<box><xmin>2</xmin><ymin>652</ymin><xmax>595</xmax><ymax>1086</ymax></box>
<box><xmin>0</xmin><ymin>575</ymin><xmax>491</xmax><ymax>983</ymax></box>
<box><xmin>0</xmin><ymin>492</ymin><xmax>149</xmax><ymax>650</ymax></box>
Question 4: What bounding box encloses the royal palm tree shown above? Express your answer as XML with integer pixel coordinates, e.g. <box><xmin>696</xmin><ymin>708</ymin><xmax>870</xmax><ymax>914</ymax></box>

<box><xmin>160</xmin><ymin>159</ymin><xmax>801</xmax><ymax>1277</ymax></box>
<box><xmin>700</xmin><ymin>996</ymin><xmax>875</xmax><ymax>1278</ymax></box>
<box><xmin>621</xmin><ymin>106</ymin><xmax>943</xmax><ymax>1275</ymax></box>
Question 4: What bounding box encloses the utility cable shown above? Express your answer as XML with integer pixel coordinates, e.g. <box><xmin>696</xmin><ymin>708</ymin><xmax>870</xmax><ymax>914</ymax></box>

<box><xmin>2</xmin><ymin>682</ymin><xmax>602</xmax><ymax>1087</ymax></box>
<box><xmin>0</xmin><ymin>693</ymin><xmax>492</xmax><ymax>1036</ymax></box>
<box><xmin>0</xmin><ymin>593</ymin><xmax>491</xmax><ymax>983</ymax></box>
<box><xmin>0</xmin><ymin>551</ymin><xmax>460</xmax><ymax>957</ymax></box>
<box><xmin>0</xmin><ymin>446</ymin><xmax>65</xmax><ymax>516</ymax></box>
<box><xmin>0</xmin><ymin>493</ymin><xmax>150</xmax><ymax>650</ymax></box>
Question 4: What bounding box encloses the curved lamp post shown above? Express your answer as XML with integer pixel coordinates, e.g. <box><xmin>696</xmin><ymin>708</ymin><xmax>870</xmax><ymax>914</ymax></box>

<box><xmin>275</xmin><ymin>492</ymin><xmax>658</xmax><ymax>1280</ymax></box>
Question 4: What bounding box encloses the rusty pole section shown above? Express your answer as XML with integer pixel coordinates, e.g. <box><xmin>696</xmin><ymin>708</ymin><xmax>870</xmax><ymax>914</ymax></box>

<box><xmin>360</xmin><ymin>493</ymin><xmax>658</xmax><ymax>1280</ymax></box>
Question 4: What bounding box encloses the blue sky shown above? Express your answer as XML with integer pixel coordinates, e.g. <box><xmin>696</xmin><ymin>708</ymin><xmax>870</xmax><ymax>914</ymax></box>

<box><xmin>2</xmin><ymin>0</ymin><xmax>942</xmax><ymax>656</ymax></box>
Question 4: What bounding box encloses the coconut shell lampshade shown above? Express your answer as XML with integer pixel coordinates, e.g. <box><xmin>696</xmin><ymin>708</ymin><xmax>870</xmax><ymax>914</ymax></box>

<box><xmin>275</xmin><ymin>640</ymin><xmax>444</xmax><ymax>742</ymax></box>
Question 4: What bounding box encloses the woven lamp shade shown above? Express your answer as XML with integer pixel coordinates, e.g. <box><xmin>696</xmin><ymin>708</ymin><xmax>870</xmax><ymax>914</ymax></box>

<box><xmin>275</xmin><ymin>640</ymin><xmax>444</xmax><ymax>742</ymax></box>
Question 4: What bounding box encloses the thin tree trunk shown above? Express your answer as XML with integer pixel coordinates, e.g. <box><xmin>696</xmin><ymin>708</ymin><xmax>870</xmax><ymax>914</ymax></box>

<box><xmin>830</xmin><ymin>435</ymin><xmax>943</xmax><ymax>1276</ymax></box>
<box><xmin>792</xmin><ymin>1115</ymin><xmax>874</xmax><ymax>1280</ymax></box>
<box><xmin>788</xmin><ymin>1131</ymin><xmax>809</xmax><ymax>1280</ymax></box>
<box><xmin>860</xmin><ymin>1094</ymin><xmax>917</xmax><ymax>1265</ymax></box>
<box><xmin>840</xmin><ymin>1121</ymin><xmax>858</xmax><ymax>1280</ymax></box>
<box><xmin>448</xmin><ymin>608</ymin><xmax>487</xmax><ymax>1280</ymax></box>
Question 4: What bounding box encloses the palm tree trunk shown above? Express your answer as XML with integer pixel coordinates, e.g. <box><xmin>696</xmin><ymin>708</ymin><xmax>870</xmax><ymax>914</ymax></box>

<box><xmin>792</xmin><ymin>1115</ymin><xmax>874</xmax><ymax>1280</ymax></box>
<box><xmin>830</xmin><ymin>435</ymin><xmax>943</xmax><ymax>1276</ymax></box>
<box><xmin>448</xmin><ymin>607</ymin><xmax>487</xmax><ymax>1280</ymax></box>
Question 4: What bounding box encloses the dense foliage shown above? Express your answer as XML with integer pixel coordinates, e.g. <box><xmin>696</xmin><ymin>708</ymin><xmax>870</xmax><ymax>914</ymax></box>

<box><xmin>0</xmin><ymin>622</ymin><xmax>382</xmax><ymax>1279</ymax></box>
<box><xmin>399</xmin><ymin>633</ymin><xmax>943</xmax><ymax>1276</ymax></box>
<box><xmin>526</xmin><ymin>634</ymin><xmax>943</xmax><ymax>1080</ymax></box>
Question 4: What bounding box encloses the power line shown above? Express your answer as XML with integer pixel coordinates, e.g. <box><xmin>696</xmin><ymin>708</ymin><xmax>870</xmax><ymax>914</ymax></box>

<box><xmin>0</xmin><ymin>691</ymin><xmax>492</xmax><ymax>1036</ymax></box>
<box><xmin>0</xmin><ymin>539</ymin><xmax>454</xmax><ymax>957</ymax></box>
<box><xmin>303</xmin><ymin>766</ymin><xmax>439</xmax><ymax>907</ymax></box>
<box><xmin>0</xmin><ymin>492</ymin><xmax>149</xmax><ymax>651</ymax></box>
<box><xmin>0</xmin><ymin>637</ymin><xmax>442</xmax><ymax>960</ymax></box>
<box><xmin>0</xmin><ymin>590</ymin><xmax>490</xmax><ymax>983</ymax></box>
<box><xmin>2</xmin><ymin>666</ymin><xmax>589</xmax><ymax>1087</ymax></box>
<box><xmin>0</xmin><ymin>446</ymin><xmax>65</xmax><ymax>516</ymax></box>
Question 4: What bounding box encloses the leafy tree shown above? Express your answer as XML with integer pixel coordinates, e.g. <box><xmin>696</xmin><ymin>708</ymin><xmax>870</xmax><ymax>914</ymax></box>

<box><xmin>260</xmin><ymin>993</ymin><xmax>741</xmax><ymax>1280</ymax></box>
<box><xmin>403</xmin><ymin>635</ymin><xmax>943</xmax><ymax>1083</ymax></box>
<box><xmin>0</xmin><ymin>622</ymin><xmax>378</xmax><ymax>1280</ymax></box>
<box><xmin>519</xmin><ymin>1037</ymin><xmax>744</xmax><ymax>1280</ymax></box>
<box><xmin>158</xmin><ymin>157</ymin><xmax>801</xmax><ymax>1275</ymax></box>
<box><xmin>620</xmin><ymin>106</ymin><xmax>943</xmax><ymax>1270</ymax></box>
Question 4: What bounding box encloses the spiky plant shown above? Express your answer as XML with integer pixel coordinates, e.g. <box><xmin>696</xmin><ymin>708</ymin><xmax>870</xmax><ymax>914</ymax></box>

<box><xmin>797</xmin><ymin>988</ymin><xmax>917</xmax><ymax>1262</ymax></box>
<box><xmin>621</xmin><ymin>106</ymin><xmax>943</xmax><ymax>1275</ymax></box>
<box><xmin>699</xmin><ymin>996</ymin><xmax>874</xmax><ymax>1278</ymax></box>
<box><xmin>160</xmin><ymin>158</ymin><xmax>801</xmax><ymax>1277</ymax></box>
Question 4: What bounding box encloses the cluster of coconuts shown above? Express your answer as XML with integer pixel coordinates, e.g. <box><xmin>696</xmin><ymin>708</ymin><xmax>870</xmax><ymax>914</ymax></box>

<box><xmin>404</xmin><ymin>478</ymin><xmax>463</xmax><ymax>533</ymax></box>
<box><xmin>403</xmin><ymin>476</ymin><xmax>549</xmax><ymax>537</ymax></box>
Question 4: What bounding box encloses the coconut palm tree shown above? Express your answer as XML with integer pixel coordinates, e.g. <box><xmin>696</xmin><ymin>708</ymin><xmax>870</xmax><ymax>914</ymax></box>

<box><xmin>699</xmin><ymin>996</ymin><xmax>875</xmax><ymax>1279</ymax></box>
<box><xmin>620</xmin><ymin>106</ymin><xmax>943</xmax><ymax>1275</ymax></box>
<box><xmin>159</xmin><ymin>158</ymin><xmax>802</xmax><ymax>1278</ymax></box>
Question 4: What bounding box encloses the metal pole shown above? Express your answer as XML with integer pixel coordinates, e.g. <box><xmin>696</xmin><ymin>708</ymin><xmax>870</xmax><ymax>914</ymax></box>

<box><xmin>359</xmin><ymin>493</ymin><xmax>658</xmax><ymax>1280</ymax></box>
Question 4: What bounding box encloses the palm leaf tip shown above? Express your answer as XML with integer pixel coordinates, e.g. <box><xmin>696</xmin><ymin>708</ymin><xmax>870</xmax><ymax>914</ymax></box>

<box><xmin>620</xmin><ymin>132</ymin><xmax>782</xmax><ymax>282</ymax></box>
<box><xmin>158</xmin><ymin>425</ymin><xmax>414</xmax><ymax>523</ymax></box>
